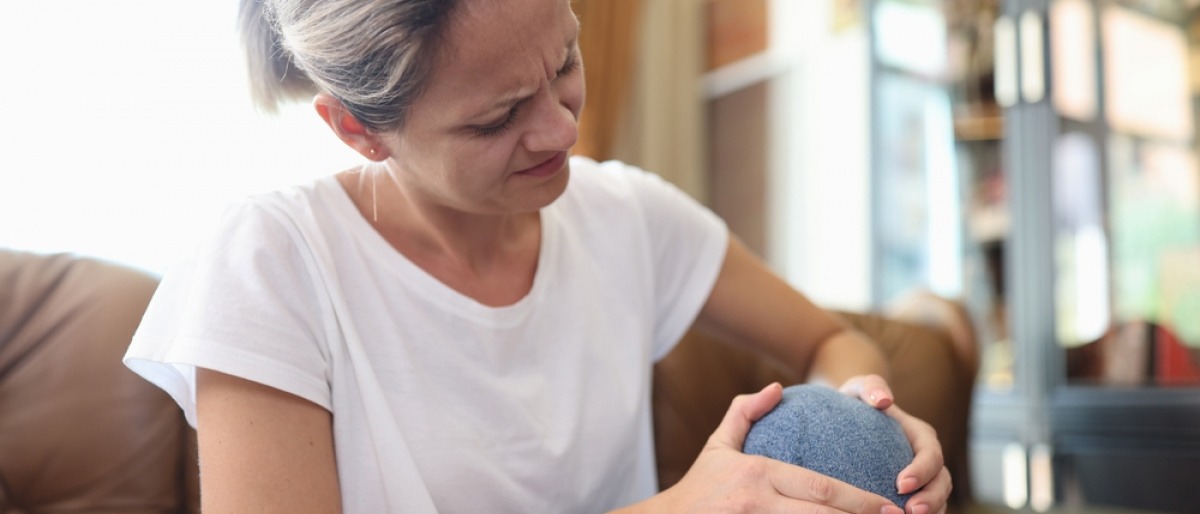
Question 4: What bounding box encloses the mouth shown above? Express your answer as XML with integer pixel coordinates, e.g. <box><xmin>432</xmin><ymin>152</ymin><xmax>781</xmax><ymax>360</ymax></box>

<box><xmin>514</xmin><ymin>151</ymin><xmax>568</xmax><ymax>178</ymax></box>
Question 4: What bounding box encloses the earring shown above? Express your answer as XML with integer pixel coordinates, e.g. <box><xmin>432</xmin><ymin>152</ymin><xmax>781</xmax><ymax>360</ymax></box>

<box><xmin>357</xmin><ymin>148</ymin><xmax>376</xmax><ymax>223</ymax></box>
<box><xmin>366</xmin><ymin>149</ymin><xmax>379</xmax><ymax>222</ymax></box>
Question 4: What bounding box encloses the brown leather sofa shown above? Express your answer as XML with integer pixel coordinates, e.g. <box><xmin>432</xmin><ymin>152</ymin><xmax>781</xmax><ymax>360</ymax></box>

<box><xmin>0</xmin><ymin>251</ymin><xmax>199</xmax><ymax>513</ymax></box>
<box><xmin>0</xmin><ymin>250</ymin><xmax>975</xmax><ymax>513</ymax></box>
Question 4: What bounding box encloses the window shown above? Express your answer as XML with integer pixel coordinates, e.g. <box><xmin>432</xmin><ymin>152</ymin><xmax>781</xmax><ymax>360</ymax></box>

<box><xmin>0</xmin><ymin>0</ymin><xmax>359</xmax><ymax>272</ymax></box>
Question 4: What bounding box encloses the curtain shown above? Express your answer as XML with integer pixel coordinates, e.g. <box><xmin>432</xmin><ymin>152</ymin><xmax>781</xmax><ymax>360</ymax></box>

<box><xmin>575</xmin><ymin>0</ymin><xmax>709</xmax><ymax>202</ymax></box>
<box><xmin>611</xmin><ymin>0</ymin><xmax>709</xmax><ymax>201</ymax></box>
<box><xmin>574</xmin><ymin>0</ymin><xmax>643</xmax><ymax>161</ymax></box>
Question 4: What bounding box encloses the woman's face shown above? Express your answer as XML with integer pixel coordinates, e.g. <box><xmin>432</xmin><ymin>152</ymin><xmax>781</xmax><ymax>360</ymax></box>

<box><xmin>381</xmin><ymin>0</ymin><xmax>585</xmax><ymax>216</ymax></box>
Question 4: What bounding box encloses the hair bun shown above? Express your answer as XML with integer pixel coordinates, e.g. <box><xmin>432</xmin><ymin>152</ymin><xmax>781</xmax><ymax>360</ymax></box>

<box><xmin>237</xmin><ymin>0</ymin><xmax>317</xmax><ymax>112</ymax></box>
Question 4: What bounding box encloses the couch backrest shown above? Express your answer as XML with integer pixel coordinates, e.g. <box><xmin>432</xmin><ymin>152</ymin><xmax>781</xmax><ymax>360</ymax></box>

<box><xmin>0</xmin><ymin>251</ymin><xmax>198</xmax><ymax>514</ymax></box>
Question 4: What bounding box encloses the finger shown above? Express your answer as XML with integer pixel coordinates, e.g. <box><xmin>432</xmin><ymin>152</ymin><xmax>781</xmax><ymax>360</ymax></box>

<box><xmin>706</xmin><ymin>382</ymin><xmax>783</xmax><ymax>451</ymax></box>
<box><xmin>765</xmin><ymin>458</ymin><xmax>902</xmax><ymax>514</ymax></box>
<box><xmin>775</xmin><ymin>497</ymin><xmax>905</xmax><ymax>514</ymax></box>
<box><xmin>903</xmin><ymin>466</ymin><xmax>951</xmax><ymax>514</ymax></box>
<box><xmin>886</xmin><ymin>405</ymin><xmax>944</xmax><ymax>493</ymax></box>
<box><xmin>838</xmin><ymin>374</ymin><xmax>894</xmax><ymax>410</ymax></box>
<box><xmin>857</xmin><ymin>374</ymin><xmax>895</xmax><ymax>409</ymax></box>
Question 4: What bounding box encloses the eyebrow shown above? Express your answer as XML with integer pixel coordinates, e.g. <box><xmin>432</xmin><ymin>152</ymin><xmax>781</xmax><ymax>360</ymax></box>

<box><xmin>470</xmin><ymin>31</ymin><xmax>580</xmax><ymax>122</ymax></box>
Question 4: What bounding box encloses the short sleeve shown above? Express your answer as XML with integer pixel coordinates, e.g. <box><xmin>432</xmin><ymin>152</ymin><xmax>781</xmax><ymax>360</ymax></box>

<box><xmin>600</xmin><ymin>161</ymin><xmax>728</xmax><ymax>361</ymax></box>
<box><xmin>124</xmin><ymin>200</ymin><xmax>333</xmax><ymax>427</ymax></box>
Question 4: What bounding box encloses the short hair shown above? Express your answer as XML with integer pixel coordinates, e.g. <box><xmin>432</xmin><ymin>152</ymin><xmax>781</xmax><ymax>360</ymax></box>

<box><xmin>238</xmin><ymin>0</ymin><xmax>460</xmax><ymax>132</ymax></box>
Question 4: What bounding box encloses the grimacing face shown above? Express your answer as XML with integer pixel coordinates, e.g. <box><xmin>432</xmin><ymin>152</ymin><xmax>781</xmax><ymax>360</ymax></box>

<box><xmin>379</xmin><ymin>0</ymin><xmax>585</xmax><ymax>217</ymax></box>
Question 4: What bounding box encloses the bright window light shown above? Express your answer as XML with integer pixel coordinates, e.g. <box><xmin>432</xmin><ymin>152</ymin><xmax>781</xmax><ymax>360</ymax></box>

<box><xmin>0</xmin><ymin>0</ymin><xmax>361</xmax><ymax>273</ymax></box>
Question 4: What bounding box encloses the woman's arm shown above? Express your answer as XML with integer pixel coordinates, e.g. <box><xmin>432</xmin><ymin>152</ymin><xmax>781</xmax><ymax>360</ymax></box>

<box><xmin>196</xmin><ymin>368</ymin><xmax>342</xmax><ymax>514</ymax></box>
<box><xmin>694</xmin><ymin>235</ymin><xmax>890</xmax><ymax>393</ymax></box>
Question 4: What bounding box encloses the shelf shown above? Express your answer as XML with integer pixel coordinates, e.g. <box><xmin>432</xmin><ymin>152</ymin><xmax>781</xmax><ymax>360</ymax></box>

<box><xmin>702</xmin><ymin>52</ymin><xmax>789</xmax><ymax>99</ymax></box>
<box><xmin>954</xmin><ymin>102</ymin><xmax>1004</xmax><ymax>141</ymax></box>
<box><xmin>954</xmin><ymin>114</ymin><xmax>1004</xmax><ymax>141</ymax></box>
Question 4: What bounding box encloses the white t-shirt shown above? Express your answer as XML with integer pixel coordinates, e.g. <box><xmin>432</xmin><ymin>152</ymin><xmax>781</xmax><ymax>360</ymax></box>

<box><xmin>124</xmin><ymin>157</ymin><xmax>728</xmax><ymax>513</ymax></box>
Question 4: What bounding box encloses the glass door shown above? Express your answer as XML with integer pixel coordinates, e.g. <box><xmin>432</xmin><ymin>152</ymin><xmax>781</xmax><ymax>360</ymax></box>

<box><xmin>871</xmin><ymin>0</ymin><xmax>1200</xmax><ymax>511</ymax></box>
<box><xmin>1053</xmin><ymin>0</ymin><xmax>1200</xmax><ymax>389</ymax></box>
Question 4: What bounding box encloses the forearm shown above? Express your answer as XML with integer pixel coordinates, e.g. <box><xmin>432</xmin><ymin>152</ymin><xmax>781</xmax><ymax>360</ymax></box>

<box><xmin>607</xmin><ymin>489</ymin><xmax>680</xmax><ymax>514</ymax></box>
<box><xmin>697</xmin><ymin>235</ymin><xmax>891</xmax><ymax>391</ymax></box>
<box><xmin>806</xmin><ymin>327</ymin><xmax>890</xmax><ymax>388</ymax></box>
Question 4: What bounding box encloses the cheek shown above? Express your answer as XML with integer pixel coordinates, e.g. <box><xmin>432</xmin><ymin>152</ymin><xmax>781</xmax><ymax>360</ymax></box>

<box><xmin>449</xmin><ymin>138</ymin><xmax>520</xmax><ymax>184</ymax></box>
<box><xmin>391</xmin><ymin>132</ymin><xmax>512</xmax><ymax>196</ymax></box>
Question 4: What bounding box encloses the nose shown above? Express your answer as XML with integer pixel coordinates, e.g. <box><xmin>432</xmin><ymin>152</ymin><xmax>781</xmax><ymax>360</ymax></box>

<box><xmin>521</xmin><ymin>93</ymin><xmax>579</xmax><ymax>153</ymax></box>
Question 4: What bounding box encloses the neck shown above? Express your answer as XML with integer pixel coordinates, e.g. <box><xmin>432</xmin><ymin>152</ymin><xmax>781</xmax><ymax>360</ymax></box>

<box><xmin>344</xmin><ymin>163</ymin><xmax>539</xmax><ymax>275</ymax></box>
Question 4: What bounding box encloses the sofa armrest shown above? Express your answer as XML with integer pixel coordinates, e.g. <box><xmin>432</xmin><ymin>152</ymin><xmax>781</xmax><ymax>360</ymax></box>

<box><xmin>652</xmin><ymin>308</ymin><xmax>976</xmax><ymax>507</ymax></box>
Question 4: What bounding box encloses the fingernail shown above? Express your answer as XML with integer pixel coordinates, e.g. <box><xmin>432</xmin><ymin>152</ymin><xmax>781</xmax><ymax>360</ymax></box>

<box><xmin>898</xmin><ymin>476</ymin><xmax>920</xmax><ymax>493</ymax></box>
<box><xmin>881</xmin><ymin>506</ymin><xmax>903</xmax><ymax>514</ymax></box>
<box><xmin>909</xmin><ymin>503</ymin><xmax>929</xmax><ymax>514</ymax></box>
<box><xmin>870</xmin><ymin>389</ymin><xmax>890</xmax><ymax>403</ymax></box>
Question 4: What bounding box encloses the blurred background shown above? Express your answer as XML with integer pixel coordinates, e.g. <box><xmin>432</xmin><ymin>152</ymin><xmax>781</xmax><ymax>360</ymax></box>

<box><xmin>2</xmin><ymin>0</ymin><xmax>1199</xmax><ymax>512</ymax></box>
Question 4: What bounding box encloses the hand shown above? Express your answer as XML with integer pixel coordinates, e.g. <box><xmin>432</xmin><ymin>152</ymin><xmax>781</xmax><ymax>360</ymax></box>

<box><xmin>839</xmin><ymin>375</ymin><xmax>953</xmax><ymax>514</ymax></box>
<box><xmin>837</xmin><ymin>373</ymin><xmax>895</xmax><ymax>409</ymax></box>
<box><xmin>642</xmin><ymin>383</ymin><xmax>905</xmax><ymax>514</ymax></box>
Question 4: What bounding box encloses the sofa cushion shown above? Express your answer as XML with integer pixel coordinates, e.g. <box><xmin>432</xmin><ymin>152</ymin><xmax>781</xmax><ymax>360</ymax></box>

<box><xmin>0</xmin><ymin>250</ymin><xmax>196</xmax><ymax>513</ymax></box>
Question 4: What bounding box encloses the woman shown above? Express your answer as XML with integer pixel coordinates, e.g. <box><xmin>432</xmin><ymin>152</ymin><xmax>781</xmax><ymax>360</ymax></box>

<box><xmin>124</xmin><ymin>0</ymin><xmax>951</xmax><ymax>512</ymax></box>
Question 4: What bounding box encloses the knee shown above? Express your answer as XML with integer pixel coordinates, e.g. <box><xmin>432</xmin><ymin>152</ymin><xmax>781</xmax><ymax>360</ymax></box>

<box><xmin>742</xmin><ymin>384</ymin><xmax>914</xmax><ymax>507</ymax></box>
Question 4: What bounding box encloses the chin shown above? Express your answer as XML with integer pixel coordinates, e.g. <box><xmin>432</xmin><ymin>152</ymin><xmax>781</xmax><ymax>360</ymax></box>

<box><xmin>526</xmin><ymin>161</ymin><xmax>572</xmax><ymax>211</ymax></box>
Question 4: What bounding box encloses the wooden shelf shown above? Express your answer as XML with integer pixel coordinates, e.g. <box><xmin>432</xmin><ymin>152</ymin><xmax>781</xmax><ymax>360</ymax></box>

<box><xmin>954</xmin><ymin>102</ymin><xmax>1005</xmax><ymax>141</ymax></box>
<box><xmin>706</xmin><ymin>0</ymin><xmax>768</xmax><ymax>71</ymax></box>
<box><xmin>702</xmin><ymin>52</ymin><xmax>789</xmax><ymax>99</ymax></box>
<box><xmin>954</xmin><ymin>114</ymin><xmax>1004</xmax><ymax>141</ymax></box>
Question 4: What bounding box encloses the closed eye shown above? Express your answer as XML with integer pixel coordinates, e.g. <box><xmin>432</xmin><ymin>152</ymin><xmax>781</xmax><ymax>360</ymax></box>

<box><xmin>472</xmin><ymin>46</ymin><xmax>578</xmax><ymax>138</ymax></box>
<box><xmin>474</xmin><ymin>102</ymin><xmax>523</xmax><ymax>137</ymax></box>
<box><xmin>557</xmin><ymin>49</ymin><xmax>580</xmax><ymax>78</ymax></box>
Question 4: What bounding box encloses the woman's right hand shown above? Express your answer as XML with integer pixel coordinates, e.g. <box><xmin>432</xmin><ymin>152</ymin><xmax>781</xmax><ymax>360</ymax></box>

<box><xmin>621</xmin><ymin>383</ymin><xmax>905</xmax><ymax>514</ymax></box>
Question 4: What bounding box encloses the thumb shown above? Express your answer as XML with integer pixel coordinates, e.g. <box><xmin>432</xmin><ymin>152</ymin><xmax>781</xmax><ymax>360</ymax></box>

<box><xmin>707</xmin><ymin>382</ymin><xmax>783</xmax><ymax>452</ymax></box>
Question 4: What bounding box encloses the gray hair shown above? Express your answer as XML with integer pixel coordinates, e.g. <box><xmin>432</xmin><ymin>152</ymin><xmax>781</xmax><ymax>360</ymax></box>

<box><xmin>238</xmin><ymin>0</ymin><xmax>460</xmax><ymax>132</ymax></box>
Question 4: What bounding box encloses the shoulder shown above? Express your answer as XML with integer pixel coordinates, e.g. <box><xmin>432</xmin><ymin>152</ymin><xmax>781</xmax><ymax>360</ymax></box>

<box><xmin>211</xmin><ymin>177</ymin><xmax>341</xmax><ymax>246</ymax></box>
<box><xmin>564</xmin><ymin>156</ymin><xmax>716</xmax><ymax>220</ymax></box>
<box><xmin>174</xmin><ymin>176</ymin><xmax>351</xmax><ymax>291</ymax></box>
<box><xmin>562</xmin><ymin>156</ymin><xmax>685</xmax><ymax>209</ymax></box>
<box><xmin>567</xmin><ymin>156</ymin><xmax>662</xmax><ymax>188</ymax></box>
<box><xmin>232</xmin><ymin>177</ymin><xmax>338</xmax><ymax>224</ymax></box>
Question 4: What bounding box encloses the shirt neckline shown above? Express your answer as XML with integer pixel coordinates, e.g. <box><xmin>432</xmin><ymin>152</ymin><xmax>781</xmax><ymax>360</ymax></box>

<box><xmin>316</xmin><ymin>174</ymin><xmax>556</xmax><ymax>326</ymax></box>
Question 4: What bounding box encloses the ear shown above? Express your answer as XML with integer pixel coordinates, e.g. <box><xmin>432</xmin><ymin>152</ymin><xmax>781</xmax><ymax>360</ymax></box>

<box><xmin>313</xmin><ymin>93</ymin><xmax>390</xmax><ymax>161</ymax></box>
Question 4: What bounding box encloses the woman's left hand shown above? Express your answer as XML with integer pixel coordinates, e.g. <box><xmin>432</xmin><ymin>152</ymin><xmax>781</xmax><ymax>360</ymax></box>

<box><xmin>839</xmin><ymin>375</ymin><xmax>952</xmax><ymax>514</ymax></box>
